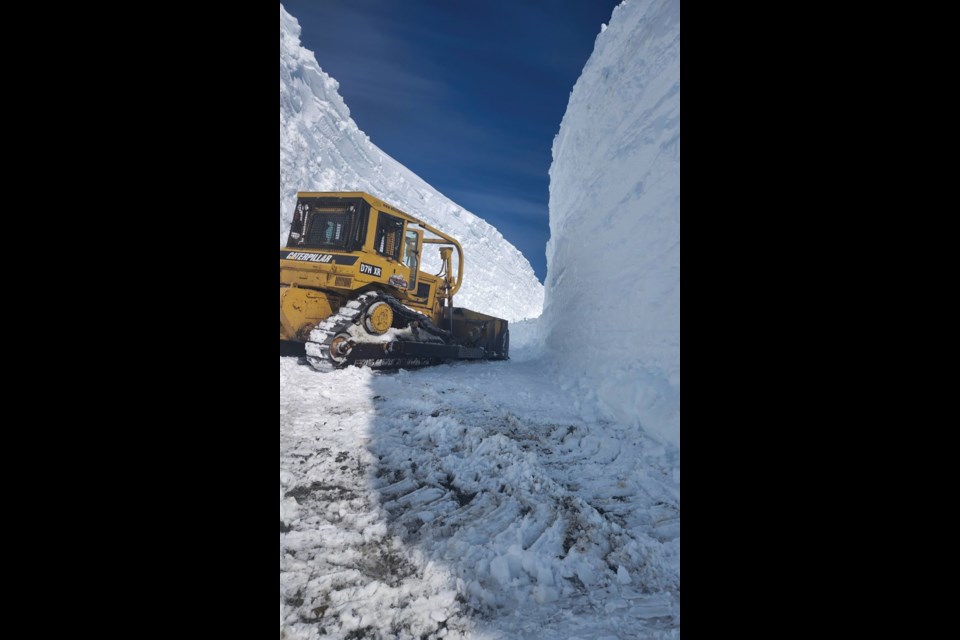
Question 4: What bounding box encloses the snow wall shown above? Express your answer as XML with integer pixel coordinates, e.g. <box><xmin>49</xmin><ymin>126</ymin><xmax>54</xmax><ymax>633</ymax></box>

<box><xmin>542</xmin><ymin>0</ymin><xmax>680</xmax><ymax>447</ymax></box>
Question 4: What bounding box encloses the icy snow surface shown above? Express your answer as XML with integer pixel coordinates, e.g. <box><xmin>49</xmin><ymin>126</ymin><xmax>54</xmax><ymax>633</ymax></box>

<box><xmin>279</xmin><ymin>5</ymin><xmax>543</xmax><ymax>323</ymax></box>
<box><xmin>280</xmin><ymin>1</ymin><xmax>679</xmax><ymax>637</ymax></box>
<box><xmin>280</xmin><ymin>360</ymin><xmax>680</xmax><ymax>639</ymax></box>
<box><xmin>542</xmin><ymin>0</ymin><xmax>680</xmax><ymax>448</ymax></box>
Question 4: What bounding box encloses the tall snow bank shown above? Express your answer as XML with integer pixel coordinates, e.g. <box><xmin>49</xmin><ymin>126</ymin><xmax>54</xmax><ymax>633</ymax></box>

<box><xmin>280</xmin><ymin>5</ymin><xmax>543</xmax><ymax>322</ymax></box>
<box><xmin>542</xmin><ymin>0</ymin><xmax>680</xmax><ymax>447</ymax></box>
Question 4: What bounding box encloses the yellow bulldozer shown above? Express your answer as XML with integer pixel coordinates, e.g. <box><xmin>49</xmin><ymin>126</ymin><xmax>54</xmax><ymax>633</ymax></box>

<box><xmin>279</xmin><ymin>192</ymin><xmax>510</xmax><ymax>371</ymax></box>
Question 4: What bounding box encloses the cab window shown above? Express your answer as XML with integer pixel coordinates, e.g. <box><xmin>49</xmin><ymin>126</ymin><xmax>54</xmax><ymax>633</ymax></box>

<box><xmin>403</xmin><ymin>230</ymin><xmax>420</xmax><ymax>291</ymax></box>
<box><xmin>375</xmin><ymin>213</ymin><xmax>404</xmax><ymax>261</ymax></box>
<box><xmin>403</xmin><ymin>231</ymin><xmax>419</xmax><ymax>269</ymax></box>
<box><xmin>289</xmin><ymin>198</ymin><xmax>357</xmax><ymax>250</ymax></box>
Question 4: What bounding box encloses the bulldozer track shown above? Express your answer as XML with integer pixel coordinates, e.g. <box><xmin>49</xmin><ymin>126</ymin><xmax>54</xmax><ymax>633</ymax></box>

<box><xmin>304</xmin><ymin>292</ymin><xmax>453</xmax><ymax>372</ymax></box>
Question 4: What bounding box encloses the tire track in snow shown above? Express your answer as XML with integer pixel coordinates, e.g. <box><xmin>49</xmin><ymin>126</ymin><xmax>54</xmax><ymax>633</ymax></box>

<box><xmin>365</xmin><ymin>362</ymin><xmax>680</xmax><ymax>638</ymax></box>
<box><xmin>280</xmin><ymin>358</ymin><xmax>680</xmax><ymax>639</ymax></box>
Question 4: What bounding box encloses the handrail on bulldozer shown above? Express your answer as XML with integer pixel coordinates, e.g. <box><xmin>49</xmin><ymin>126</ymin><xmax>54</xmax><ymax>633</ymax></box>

<box><xmin>419</xmin><ymin>223</ymin><xmax>463</xmax><ymax>299</ymax></box>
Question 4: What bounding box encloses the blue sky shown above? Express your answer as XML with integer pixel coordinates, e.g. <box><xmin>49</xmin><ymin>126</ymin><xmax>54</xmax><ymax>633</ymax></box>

<box><xmin>282</xmin><ymin>0</ymin><xmax>622</xmax><ymax>282</ymax></box>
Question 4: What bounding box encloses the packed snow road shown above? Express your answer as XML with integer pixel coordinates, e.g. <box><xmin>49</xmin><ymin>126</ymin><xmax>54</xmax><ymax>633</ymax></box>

<box><xmin>280</xmin><ymin>354</ymin><xmax>680</xmax><ymax>640</ymax></box>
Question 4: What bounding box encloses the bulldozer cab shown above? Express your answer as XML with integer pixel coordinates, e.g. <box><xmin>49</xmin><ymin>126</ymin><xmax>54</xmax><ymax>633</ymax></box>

<box><xmin>283</xmin><ymin>192</ymin><xmax>463</xmax><ymax>306</ymax></box>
